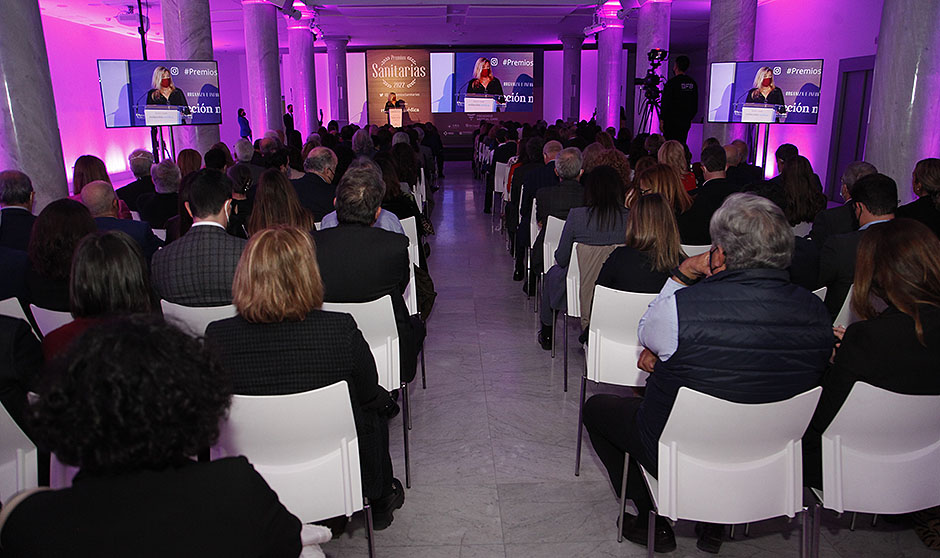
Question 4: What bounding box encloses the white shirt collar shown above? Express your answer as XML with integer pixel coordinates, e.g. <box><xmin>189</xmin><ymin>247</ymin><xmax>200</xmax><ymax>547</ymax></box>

<box><xmin>191</xmin><ymin>221</ymin><xmax>226</xmax><ymax>230</ymax></box>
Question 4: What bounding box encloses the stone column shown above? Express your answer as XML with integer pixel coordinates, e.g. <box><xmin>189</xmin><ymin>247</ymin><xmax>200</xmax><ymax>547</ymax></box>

<box><xmin>560</xmin><ymin>34</ymin><xmax>584</xmax><ymax>123</ymax></box>
<box><xmin>162</xmin><ymin>0</ymin><xmax>220</xmax><ymax>154</ymax></box>
<box><xmin>0</xmin><ymin>0</ymin><xmax>67</xmax><ymax>208</ymax></box>
<box><xmin>324</xmin><ymin>36</ymin><xmax>350</xmax><ymax>126</ymax></box>
<box><xmin>634</xmin><ymin>0</ymin><xmax>671</xmax><ymax>136</ymax></box>
<box><xmin>288</xmin><ymin>22</ymin><xmax>319</xmax><ymax>139</ymax></box>
<box><xmin>702</xmin><ymin>0</ymin><xmax>757</xmax><ymax>146</ymax></box>
<box><xmin>865</xmin><ymin>0</ymin><xmax>940</xmax><ymax>205</ymax></box>
<box><xmin>595</xmin><ymin>2</ymin><xmax>625</xmax><ymax>131</ymax></box>
<box><xmin>243</xmin><ymin>0</ymin><xmax>283</xmax><ymax>136</ymax></box>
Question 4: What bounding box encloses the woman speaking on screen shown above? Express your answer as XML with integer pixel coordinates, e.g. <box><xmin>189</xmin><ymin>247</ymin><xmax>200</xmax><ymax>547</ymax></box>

<box><xmin>466</xmin><ymin>58</ymin><xmax>504</xmax><ymax>96</ymax></box>
<box><xmin>148</xmin><ymin>66</ymin><xmax>189</xmax><ymax>109</ymax></box>
<box><xmin>747</xmin><ymin>66</ymin><xmax>785</xmax><ymax>106</ymax></box>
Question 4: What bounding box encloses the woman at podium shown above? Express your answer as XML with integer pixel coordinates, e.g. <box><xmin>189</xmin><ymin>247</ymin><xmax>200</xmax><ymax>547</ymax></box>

<box><xmin>384</xmin><ymin>92</ymin><xmax>405</xmax><ymax>111</ymax></box>
<box><xmin>147</xmin><ymin>66</ymin><xmax>189</xmax><ymax>109</ymax></box>
<box><xmin>746</xmin><ymin>66</ymin><xmax>785</xmax><ymax>106</ymax></box>
<box><xmin>466</xmin><ymin>58</ymin><xmax>504</xmax><ymax>96</ymax></box>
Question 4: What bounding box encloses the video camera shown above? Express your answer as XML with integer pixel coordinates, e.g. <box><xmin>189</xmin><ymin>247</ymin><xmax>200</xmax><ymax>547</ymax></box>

<box><xmin>634</xmin><ymin>48</ymin><xmax>668</xmax><ymax>102</ymax></box>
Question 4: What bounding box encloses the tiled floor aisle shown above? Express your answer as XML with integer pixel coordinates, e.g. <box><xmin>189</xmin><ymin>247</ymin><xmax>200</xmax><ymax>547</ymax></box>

<box><xmin>320</xmin><ymin>163</ymin><xmax>934</xmax><ymax>558</ymax></box>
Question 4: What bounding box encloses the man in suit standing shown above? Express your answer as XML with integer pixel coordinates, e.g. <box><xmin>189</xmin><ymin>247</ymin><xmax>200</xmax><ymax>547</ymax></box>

<box><xmin>0</xmin><ymin>170</ymin><xmax>36</xmax><ymax>251</ymax></box>
<box><xmin>810</xmin><ymin>161</ymin><xmax>877</xmax><ymax>249</ymax></box>
<box><xmin>292</xmin><ymin>147</ymin><xmax>337</xmax><ymax>221</ymax></box>
<box><xmin>315</xmin><ymin>167</ymin><xmax>425</xmax><ymax>384</ymax></box>
<box><xmin>82</xmin><ymin>180</ymin><xmax>164</xmax><ymax>262</ymax></box>
<box><xmin>116</xmin><ymin>149</ymin><xmax>155</xmax><ymax>212</ymax></box>
<box><xmin>818</xmin><ymin>173</ymin><xmax>897</xmax><ymax>318</ymax></box>
<box><xmin>677</xmin><ymin>145</ymin><xmax>738</xmax><ymax>245</ymax></box>
<box><xmin>151</xmin><ymin>169</ymin><xmax>246</xmax><ymax>306</ymax></box>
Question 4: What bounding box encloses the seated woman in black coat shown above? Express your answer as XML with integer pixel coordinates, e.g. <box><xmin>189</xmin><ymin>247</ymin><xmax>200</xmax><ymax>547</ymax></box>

<box><xmin>802</xmin><ymin>218</ymin><xmax>940</xmax><ymax>488</ymax></box>
<box><xmin>204</xmin><ymin>226</ymin><xmax>404</xmax><ymax>530</ymax></box>
<box><xmin>25</xmin><ymin>199</ymin><xmax>97</xmax><ymax>311</ymax></box>
<box><xmin>0</xmin><ymin>316</ymin><xmax>302</xmax><ymax>556</ymax></box>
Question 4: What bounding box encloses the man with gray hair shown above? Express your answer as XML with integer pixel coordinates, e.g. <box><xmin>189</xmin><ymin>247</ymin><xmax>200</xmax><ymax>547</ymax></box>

<box><xmin>0</xmin><ymin>170</ymin><xmax>36</xmax><ymax>251</ymax></box>
<box><xmin>583</xmin><ymin>193</ymin><xmax>832</xmax><ymax>553</ymax></box>
<box><xmin>82</xmin><ymin>180</ymin><xmax>163</xmax><ymax>261</ymax></box>
<box><xmin>292</xmin><ymin>146</ymin><xmax>339</xmax><ymax>221</ymax></box>
<box><xmin>536</xmin><ymin>147</ymin><xmax>584</xmax><ymax>226</ymax></box>
<box><xmin>725</xmin><ymin>139</ymin><xmax>763</xmax><ymax>189</ymax></box>
<box><xmin>117</xmin><ymin>149</ymin><xmax>155</xmax><ymax>211</ymax></box>
<box><xmin>810</xmin><ymin>160</ymin><xmax>878</xmax><ymax>248</ymax></box>
<box><xmin>318</xmin><ymin>160</ymin><xmax>404</xmax><ymax>234</ymax></box>
<box><xmin>137</xmin><ymin>159</ymin><xmax>181</xmax><ymax>229</ymax></box>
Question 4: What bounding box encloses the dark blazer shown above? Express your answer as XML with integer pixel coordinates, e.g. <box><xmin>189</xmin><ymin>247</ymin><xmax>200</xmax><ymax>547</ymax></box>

<box><xmin>494</xmin><ymin>141</ymin><xmax>517</xmax><ymax>164</ymax></box>
<box><xmin>810</xmin><ymin>202</ymin><xmax>856</xmax><ymax>249</ymax></box>
<box><xmin>725</xmin><ymin>163</ymin><xmax>763</xmax><ymax>190</ymax></box>
<box><xmin>896</xmin><ymin>197</ymin><xmax>940</xmax><ymax>239</ymax></box>
<box><xmin>595</xmin><ymin>246</ymin><xmax>670</xmax><ymax>294</ymax></box>
<box><xmin>0</xmin><ymin>247</ymin><xmax>28</xmax><ymax>300</ymax></box>
<box><xmin>818</xmin><ymin>229</ymin><xmax>862</xmax><ymax>318</ymax></box>
<box><xmin>677</xmin><ymin>177</ymin><xmax>739</xmax><ymax>245</ymax></box>
<box><xmin>136</xmin><ymin>192</ymin><xmax>179</xmax><ymax>230</ymax></box>
<box><xmin>0</xmin><ymin>315</ymin><xmax>41</xmax><ymax>431</ymax></box>
<box><xmin>535</xmin><ymin>179</ymin><xmax>584</xmax><ymax>225</ymax></box>
<box><xmin>0</xmin><ymin>457</ymin><xmax>302</xmax><ymax>557</ymax></box>
<box><xmin>116</xmin><ymin>176</ymin><xmax>155</xmax><ymax>211</ymax></box>
<box><xmin>0</xmin><ymin>207</ymin><xmax>36</xmax><ymax>252</ymax></box>
<box><xmin>24</xmin><ymin>263</ymin><xmax>70</xmax><ymax>312</ymax></box>
<box><xmin>803</xmin><ymin>305</ymin><xmax>940</xmax><ymax>488</ymax></box>
<box><xmin>789</xmin><ymin>236</ymin><xmax>820</xmax><ymax>291</ymax></box>
<box><xmin>291</xmin><ymin>173</ymin><xmax>335</xmax><ymax>221</ymax></box>
<box><xmin>151</xmin><ymin>224</ymin><xmax>247</xmax><ymax>307</ymax></box>
<box><xmin>206</xmin><ymin>311</ymin><xmax>392</xmax><ymax>499</ymax></box>
<box><xmin>314</xmin><ymin>224</ymin><xmax>420</xmax><ymax>383</ymax></box>
<box><xmin>94</xmin><ymin>216</ymin><xmax>164</xmax><ymax>262</ymax></box>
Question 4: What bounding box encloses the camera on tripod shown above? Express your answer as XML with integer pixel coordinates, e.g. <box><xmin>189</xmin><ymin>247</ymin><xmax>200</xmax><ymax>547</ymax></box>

<box><xmin>634</xmin><ymin>48</ymin><xmax>668</xmax><ymax>102</ymax></box>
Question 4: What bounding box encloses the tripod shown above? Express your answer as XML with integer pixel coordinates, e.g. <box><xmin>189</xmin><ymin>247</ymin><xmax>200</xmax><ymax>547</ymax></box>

<box><xmin>636</xmin><ymin>93</ymin><xmax>661</xmax><ymax>136</ymax></box>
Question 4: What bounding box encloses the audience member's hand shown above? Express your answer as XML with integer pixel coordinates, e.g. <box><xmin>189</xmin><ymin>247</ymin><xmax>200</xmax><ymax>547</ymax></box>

<box><xmin>678</xmin><ymin>252</ymin><xmax>712</xmax><ymax>280</ymax></box>
<box><xmin>638</xmin><ymin>348</ymin><xmax>658</xmax><ymax>373</ymax></box>
<box><xmin>832</xmin><ymin>325</ymin><xmax>846</xmax><ymax>341</ymax></box>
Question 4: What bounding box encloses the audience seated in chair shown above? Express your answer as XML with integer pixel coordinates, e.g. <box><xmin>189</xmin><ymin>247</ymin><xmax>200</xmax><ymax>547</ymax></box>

<box><xmin>292</xmin><ymin>147</ymin><xmax>338</xmax><ymax>222</ymax></box>
<box><xmin>116</xmin><ymin>149</ymin><xmax>155</xmax><ymax>212</ymax></box>
<box><xmin>780</xmin><ymin>155</ymin><xmax>827</xmax><ymax>227</ymax></box>
<box><xmin>25</xmin><ymin>200</ymin><xmax>96</xmax><ymax>312</ymax></box>
<box><xmin>0</xmin><ymin>313</ymin><xmax>41</xmax><ymax>431</ymax></box>
<box><xmin>0</xmin><ymin>170</ymin><xmax>37</xmax><ymax>252</ymax></box>
<box><xmin>82</xmin><ymin>181</ymin><xmax>163</xmax><ymax>262</ymax></box>
<box><xmin>896</xmin><ymin>158</ymin><xmax>940</xmax><ymax>239</ymax></box>
<box><xmin>518</xmin><ymin>140</ymin><xmax>562</xmax><ymax>289</ymax></box>
<box><xmin>137</xmin><ymin>159</ymin><xmax>181</xmax><ymax>230</ymax></box>
<box><xmin>583</xmin><ymin>194</ymin><xmax>832</xmax><ymax>553</ymax></box>
<box><xmin>676</xmin><ymin>145</ymin><xmax>737</xmax><ymax>245</ymax></box>
<box><xmin>247</xmin><ymin>169</ymin><xmax>316</xmax><ymax>236</ymax></box>
<box><xmin>810</xmin><ymin>161</ymin><xmax>877</xmax><ymax>249</ymax></box>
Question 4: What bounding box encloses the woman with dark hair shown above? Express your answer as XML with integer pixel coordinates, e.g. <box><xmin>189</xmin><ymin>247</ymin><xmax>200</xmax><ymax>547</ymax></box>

<box><xmin>896</xmin><ymin>157</ymin><xmax>940</xmax><ymax>238</ymax></box>
<box><xmin>206</xmin><ymin>227</ymin><xmax>404</xmax><ymax>529</ymax></box>
<box><xmin>176</xmin><ymin>148</ymin><xmax>203</xmax><ymax>179</ymax></box>
<box><xmin>537</xmin><ymin>166</ymin><xmax>630</xmax><ymax>349</ymax></box>
<box><xmin>0</xmin><ymin>316</ymin><xmax>302</xmax><ymax>555</ymax></box>
<box><xmin>165</xmin><ymin>171</ymin><xmax>196</xmax><ymax>244</ymax></box>
<box><xmin>41</xmin><ymin>231</ymin><xmax>157</xmax><ymax>360</ymax></box>
<box><xmin>781</xmin><ymin>155</ymin><xmax>826</xmax><ymax>226</ymax></box>
<box><xmin>71</xmin><ymin>155</ymin><xmax>132</xmax><ymax>218</ymax></box>
<box><xmin>802</xmin><ymin>218</ymin><xmax>940</xmax><ymax>489</ymax></box>
<box><xmin>246</xmin><ymin>169</ymin><xmax>315</xmax><ymax>236</ymax></box>
<box><xmin>226</xmin><ymin>164</ymin><xmax>254</xmax><ymax>239</ymax></box>
<box><xmin>25</xmin><ymin>199</ymin><xmax>97</xmax><ymax>311</ymax></box>
<box><xmin>390</xmin><ymin>142</ymin><xmax>420</xmax><ymax>193</ymax></box>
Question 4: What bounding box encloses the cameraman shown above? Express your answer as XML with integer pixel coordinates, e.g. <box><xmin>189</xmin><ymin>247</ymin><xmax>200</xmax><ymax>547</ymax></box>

<box><xmin>660</xmin><ymin>55</ymin><xmax>698</xmax><ymax>144</ymax></box>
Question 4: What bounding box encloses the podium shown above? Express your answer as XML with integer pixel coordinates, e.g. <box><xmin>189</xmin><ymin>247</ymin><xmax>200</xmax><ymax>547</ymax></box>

<box><xmin>465</xmin><ymin>95</ymin><xmax>498</xmax><ymax>113</ymax></box>
<box><xmin>738</xmin><ymin>103</ymin><xmax>784</xmax><ymax>123</ymax></box>
<box><xmin>143</xmin><ymin>105</ymin><xmax>184</xmax><ymax>126</ymax></box>
<box><xmin>387</xmin><ymin>107</ymin><xmax>403</xmax><ymax>127</ymax></box>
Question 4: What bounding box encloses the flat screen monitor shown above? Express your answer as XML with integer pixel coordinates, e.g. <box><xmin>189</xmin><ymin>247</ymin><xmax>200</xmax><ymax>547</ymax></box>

<box><xmin>97</xmin><ymin>59</ymin><xmax>221</xmax><ymax>128</ymax></box>
<box><xmin>707</xmin><ymin>59</ymin><xmax>823</xmax><ymax>124</ymax></box>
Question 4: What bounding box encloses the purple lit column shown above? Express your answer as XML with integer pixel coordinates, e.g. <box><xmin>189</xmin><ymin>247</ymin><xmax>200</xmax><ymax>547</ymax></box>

<box><xmin>634</xmin><ymin>0</ymin><xmax>671</xmax><ymax>136</ymax></box>
<box><xmin>865</xmin><ymin>0</ymin><xmax>940</xmax><ymax>205</ymax></box>
<box><xmin>288</xmin><ymin>22</ymin><xmax>319</xmax><ymax>139</ymax></box>
<box><xmin>595</xmin><ymin>2</ymin><xmax>625</xmax><ymax>131</ymax></box>
<box><xmin>702</xmin><ymin>0</ymin><xmax>756</xmax><ymax>146</ymax></box>
<box><xmin>243</xmin><ymin>0</ymin><xmax>283</xmax><ymax>136</ymax></box>
<box><xmin>560</xmin><ymin>34</ymin><xmax>583</xmax><ymax>123</ymax></box>
<box><xmin>324</xmin><ymin>36</ymin><xmax>350</xmax><ymax>126</ymax></box>
<box><xmin>162</xmin><ymin>0</ymin><xmax>221</xmax><ymax>153</ymax></box>
<box><xmin>0</xmin><ymin>0</ymin><xmax>67</xmax><ymax>208</ymax></box>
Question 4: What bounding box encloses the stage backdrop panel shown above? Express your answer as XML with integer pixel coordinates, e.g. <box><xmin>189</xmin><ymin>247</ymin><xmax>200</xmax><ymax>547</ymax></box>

<box><xmin>366</xmin><ymin>49</ymin><xmax>431</xmax><ymax>126</ymax></box>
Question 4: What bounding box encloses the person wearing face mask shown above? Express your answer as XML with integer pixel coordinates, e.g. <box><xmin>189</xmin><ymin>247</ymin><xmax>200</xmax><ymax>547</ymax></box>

<box><xmin>147</xmin><ymin>66</ymin><xmax>190</xmax><ymax>120</ymax></box>
<box><xmin>745</xmin><ymin>66</ymin><xmax>787</xmax><ymax>123</ymax></box>
<box><xmin>151</xmin><ymin>169</ymin><xmax>247</xmax><ymax>307</ymax></box>
<box><xmin>466</xmin><ymin>57</ymin><xmax>504</xmax><ymax>96</ymax></box>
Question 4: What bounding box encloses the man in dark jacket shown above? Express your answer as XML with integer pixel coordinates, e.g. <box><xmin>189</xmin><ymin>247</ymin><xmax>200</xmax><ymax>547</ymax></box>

<box><xmin>660</xmin><ymin>55</ymin><xmax>698</xmax><ymax>145</ymax></box>
<box><xmin>292</xmin><ymin>147</ymin><xmax>337</xmax><ymax>221</ymax></box>
<box><xmin>810</xmin><ymin>161</ymin><xmax>877</xmax><ymax>249</ymax></box>
<box><xmin>583</xmin><ymin>193</ymin><xmax>832</xmax><ymax>554</ymax></box>
<box><xmin>516</xmin><ymin>140</ymin><xmax>562</xmax><ymax>290</ymax></box>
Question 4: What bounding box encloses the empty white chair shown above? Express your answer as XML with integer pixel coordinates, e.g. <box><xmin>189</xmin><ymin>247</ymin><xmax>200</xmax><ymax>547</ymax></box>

<box><xmin>833</xmin><ymin>284</ymin><xmax>860</xmax><ymax>328</ymax></box>
<box><xmin>160</xmin><ymin>300</ymin><xmax>237</xmax><ymax>337</ymax></box>
<box><xmin>214</xmin><ymin>381</ymin><xmax>375</xmax><ymax>558</ymax></box>
<box><xmin>541</xmin><ymin>216</ymin><xmax>565</xmax><ymax>357</ymax></box>
<box><xmin>28</xmin><ymin>305</ymin><xmax>71</xmax><ymax>337</ymax></box>
<box><xmin>812</xmin><ymin>286</ymin><xmax>827</xmax><ymax>301</ymax></box>
<box><xmin>634</xmin><ymin>387</ymin><xmax>822</xmax><ymax>557</ymax></box>
<box><xmin>680</xmin><ymin>244</ymin><xmax>710</xmax><ymax>257</ymax></box>
<box><xmin>810</xmin><ymin>383</ymin><xmax>940</xmax><ymax>557</ymax></box>
<box><xmin>575</xmin><ymin>286</ymin><xmax>656</xmax><ymax>475</ymax></box>
<box><xmin>561</xmin><ymin>242</ymin><xmax>582</xmax><ymax>392</ymax></box>
<box><xmin>0</xmin><ymin>298</ymin><xmax>30</xmax><ymax>324</ymax></box>
<box><xmin>153</xmin><ymin>229</ymin><xmax>167</xmax><ymax>241</ymax></box>
<box><xmin>321</xmin><ymin>296</ymin><xmax>412</xmax><ymax>488</ymax></box>
<box><xmin>0</xmin><ymin>402</ymin><xmax>38</xmax><ymax>504</ymax></box>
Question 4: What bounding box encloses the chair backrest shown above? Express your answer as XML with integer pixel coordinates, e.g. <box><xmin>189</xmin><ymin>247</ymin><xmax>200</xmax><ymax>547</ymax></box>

<box><xmin>28</xmin><ymin>305</ymin><xmax>72</xmax><ymax>337</ymax></box>
<box><xmin>543</xmin><ymin>216</ymin><xmax>565</xmax><ymax>269</ymax></box>
<box><xmin>833</xmin><ymin>284</ymin><xmax>860</xmax><ymax>328</ymax></box>
<box><xmin>654</xmin><ymin>386</ymin><xmax>822</xmax><ymax>523</ymax></box>
<box><xmin>0</xmin><ymin>298</ymin><xmax>30</xmax><ymax>324</ymax></box>
<box><xmin>314</xmin><ymin>221</ymin><xmax>322</xmax><ymax>231</ymax></box>
<box><xmin>153</xmin><ymin>228</ymin><xmax>167</xmax><ymax>241</ymax></box>
<box><xmin>565</xmin><ymin>242</ymin><xmax>582</xmax><ymax>318</ymax></box>
<box><xmin>792</xmin><ymin>221</ymin><xmax>812</xmax><ymax>238</ymax></box>
<box><xmin>586</xmin><ymin>285</ymin><xmax>656</xmax><ymax>387</ymax></box>
<box><xmin>400</xmin><ymin>216</ymin><xmax>420</xmax><ymax>268</ymax></box>
<box><xmin>529</xmin><ymin>198</ymin><xmax>539</xmax><ymax>249</ymax></box>
<box><xmin>812</xmin><ymin>286</ymin><xmax>827</xmax><ymax>301</ymax></box>
<box><xmin>494</xmin><ymin>162</ymin><xmax>509</xmax><ymax>195</ymax></box>
<box><xmin>321</xmin><ymin>296</ymin><xmax>400</xmax><ymax>391</ymax></box>
<box><xmin>680</xmin><ymin>244</ymin><xmax>710</xmax><ymax>257</ymax></box>
<box><xmin>820</xmin><ymin>382</ymin><xmax>940</xmax><ymax>514</ymax></box>
<box><xmin>214</xmin><ymin>381</ymin><xmax>364</xmax><ymax>522</ymax></box>
<box><xmin>0</xmin><ymin>402</ymin><xmax>38</xmax><ymax>504</ymax></box>
<box><xmin>403</xmin><ymin>264</ymin><xmax>418</xmax><ymax>316</ymax></box>
<box><xmin>160</xmin><ymin>300</ymin><xmax>237</xmax><ymax>337</ymax></box>
<box><xmin>130</xmin><ymin>210</ymin><xmax>141</xmax><ymax>221</ymax></box>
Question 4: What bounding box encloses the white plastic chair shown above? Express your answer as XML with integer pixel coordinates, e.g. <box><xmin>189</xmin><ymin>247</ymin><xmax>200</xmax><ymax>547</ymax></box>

<box><xmin>526</xmin><ymin>197</ymin><xmax>539</xmax><ymax>309</ymax></box>
<box><xmin>0</xmin><ymin>402</ymin><xmax>38</xmax><ymax>504</ymax></box>
<box><xmin>0</xmin><ymin>298</ymin><xmax>30</xmax><ymax>324</ymax></box>
<box><xmin>153</xmin><ymin>228</ymin><xmax>167</xmax><ymax>241</ymax></box>
<box><xmin>493</xmin><ymin>162</ymin><xmax>509</xmax><ymax>216</ymax></box>
<box><xmin>561</xmin><ymin>242</ymin><xmax>582</xmax><ymax>392</ymax></box>
<box><xmin>810</xmin><ymin>383</ymin><xmax>940</xmax><ymax>557</ymax></box>
<box><xmin>396</xmin><ymin>216</ymin><xmax>427</xmax><ymax>390</ymax></box>
<box><xmin>541</xmin><ymin>216</ymin><xmax>565</xmax><ymax>358</ymax></box>
<box><xmin>28</xmin><ymin>305</ymin><xmax>71</xmax><ymax>337</ymax></box>
<box><xmin>321</xmin><ymin>296</ymin><xmax>412</xmax><ymax>488</ymax></box>
<box><xmin>314</xmin><ymin>221</ymin><xmax>322</xmax><ymax>231</ymax></box>
<box><xmin>214</xmin><ymin>381</ymin><xmax>375</xmax><ymax>558</ymax></box>
<box><xmin>812</xmin><ymin>286</ymin><xmax>827</xmax><ymax>301</ymax></box>
<box><xmin>633</xmin><ymin>386</ymin><xmax>822</xmax><ymax>557</ymax></box>
<box><xmin>793</xmin><ymin>221</ymin><xmax>812</xmax><ymax>238</ymax></box>
<box><xmin>400</xmin><ymin>216</ymin><xmax>420</xmax><ymax>271</ymax></box>
<box><xmin>575</xmin><ymin>286</ymin><xmax>656</xmax><ymax>475</ymax></box>
<box><xmin>130</xmin><ymin>210</ymin><xmax>141</xmax><ymax>221</ymax></box>
<box><xmin>833</xmin><ymin>284</ymin><xmax>860</xmax><ymax>328</ymax></box>
<box><xmin>160</xmin><ymin>300</ymin><xmax>237</xmax><ymax>337</ymax></box>
<box><xmin>680</xmin><ymin>244</ymin><xmax>710</xmax><ymax>257</ymax></box>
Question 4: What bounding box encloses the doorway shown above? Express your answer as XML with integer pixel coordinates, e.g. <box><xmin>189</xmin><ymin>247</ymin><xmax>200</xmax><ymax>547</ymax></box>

<box><xmin>826</xmin><ymin>55</ymin><xmax>876</xmax><ymax>199</ymax></box>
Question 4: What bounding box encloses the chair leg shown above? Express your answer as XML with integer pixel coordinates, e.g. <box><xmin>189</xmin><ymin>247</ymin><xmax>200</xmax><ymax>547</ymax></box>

<box><xmin>744</xmin><ymin>522</ymin><xmax>750</xmax><ymax>537</ymax></box>
<box><xmin>563</xmin><ymin>311</ymin><xmax>569</xmax><ymax>392</ymax></box>
<box><xmin>871</xmin><ymin>513</ymin><xmax>878</xmax><ymax>527</ymax></box>
<box><xmin>575</xmin><ymin>374</ymin><xmax>587</xmax><ymax>476</ymax></box>
<box><xmin>364</xmin><ymin>501</ymin><xmax>376</xmax><ymax>558</ymax></box>
<box><xmin>849</xmin><ymin>512</ymin><xmax>857</xmax><ymax>531</ymax></box>
<box><xmin>729</xmin><ymin>524</ymin><xmax>735</xmax><ymax>539</ymax></box>
<box><xmin>617</xmin><ymin>452</ymin><xmax>630</xmax><ymax>543</ymax></box>
<box><xmin>812</xmin><ymin>502</ymin><xmax>821</xmax><ymax>558</ymax></box>
<box><xmin>550</xmin><ymin>306</ymin><xmax>556</xmax><ymax>359</ymax></box>
<box><xmin>402</xmin><ymin>383</ymin><xmax>411</xmax><ymax>489</ymax></box>
<box><xmin>647</xmin><ymin>510</ymin><xmax>656</xmax><ymax>558</ymax></box>
<box><xmin>801</xmin><ymin>509</ymin><xmax>809</xmax><ymax>558</ymax></box>
<box><xmin>420</xmin><ymin>349</ymin><xmax>427</xmax><ymax>390</ymax></box>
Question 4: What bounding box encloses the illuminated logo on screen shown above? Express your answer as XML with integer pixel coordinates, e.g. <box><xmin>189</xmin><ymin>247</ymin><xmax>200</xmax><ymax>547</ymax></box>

<box><xmin>371</xmin><ymin>54</ymin><xmax>428</xmax><ymax>90</ymax></box>
<box><xmin>773</xmin><ymin>66</ymin><xmax>781</xmax><ymax>75</ymax></box>
<box><xmin>170</xmin><ymin>66</ymin><xmax>179</xmax><ymax>76</ymax></box>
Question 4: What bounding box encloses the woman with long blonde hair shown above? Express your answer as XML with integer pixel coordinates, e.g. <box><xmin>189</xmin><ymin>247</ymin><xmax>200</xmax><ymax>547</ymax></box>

<box><xmin>657</xmin><ymin>140</ymin><xmax>696</xmax><ymax>192</ymax></box>
<box><xmin>628</xmin><ymin>163</ymin><xmax>692</xmax><ymax>215</ymax></box>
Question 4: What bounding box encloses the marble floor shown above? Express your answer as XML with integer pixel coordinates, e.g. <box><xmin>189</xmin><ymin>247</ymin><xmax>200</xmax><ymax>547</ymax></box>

<box><xmin>319</xmin><ymin>163</ymin><xmax>934</xmax><ymax>558</ymax></box>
